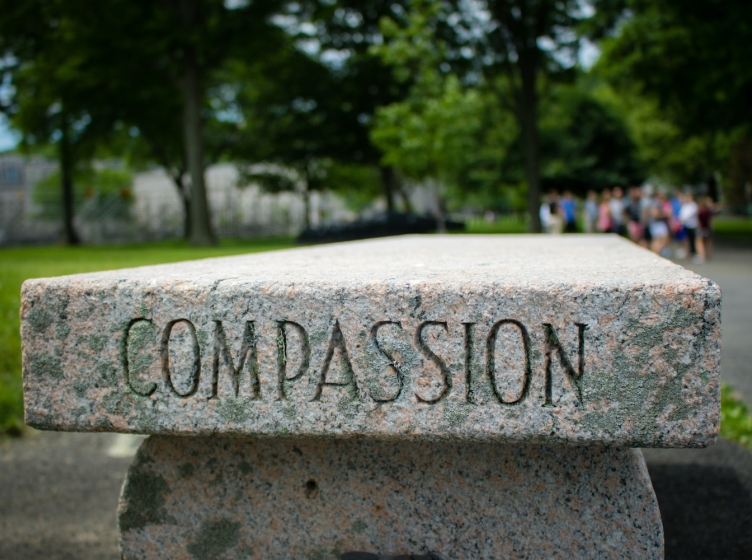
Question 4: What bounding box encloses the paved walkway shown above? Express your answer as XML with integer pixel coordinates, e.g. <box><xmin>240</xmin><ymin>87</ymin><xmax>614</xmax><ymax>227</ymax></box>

<box><xmin>1</xmin><ymin>245</ymin><xmax>751</xmax><ymax>560</ymax></box>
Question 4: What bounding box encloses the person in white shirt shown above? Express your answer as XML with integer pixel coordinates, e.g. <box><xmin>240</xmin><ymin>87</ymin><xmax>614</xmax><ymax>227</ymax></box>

<box><xmin>539</xmin><ymin>199</ymin><xmax>551</xmax><ymax>231</ymax></box>
<box><xmin>679</xmin><ymin>192</ymin><xmax>699</xmax><ymax>261</ymax></box>
<box><xmin>609</xmin><ymin>186</ymin><xmax>625</xmax><ymax>236</ymax></box>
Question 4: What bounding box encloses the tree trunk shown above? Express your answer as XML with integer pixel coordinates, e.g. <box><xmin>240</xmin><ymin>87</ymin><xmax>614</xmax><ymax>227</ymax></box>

<box><xmin>171</xmin><ymin>174</ymin><xmax>191</xmax><ymax>240</ymax></box>
<box><xmin>301</xmin><ymin>163</ymin><xmax>312</xmax><ymax>230</ymax></box>
<box><xmin>728</xmin><ymin>137</ymin><xmax>752</xmax><ymax>213</ymax></box>
<box><xmin>517</xmin><ymin>61</ymin><xmax>542</xmax><ymax>233</ymax></box>
<box><xmin>181</xmin><ymin>55</ymin><xmax>216</xmax><ymax>246</ymax></box>
<box><xmin>379</xmin><ymin>165</ymin><xmax>396</xmax><ymax>212</ymax></box>
<box><xmin>59</xmin><ymin>112</ymin><xmax>81</xmax><ymax>245</ymax></box>
<box><xmin>396</xmin><ymin>175</ymin><xmax>413</xmax><ymax>213</ymax></box>
<box><xmin>302</xmin><ymin>186</ymin><xmax>311</xmax><ymax>230</ymax></box>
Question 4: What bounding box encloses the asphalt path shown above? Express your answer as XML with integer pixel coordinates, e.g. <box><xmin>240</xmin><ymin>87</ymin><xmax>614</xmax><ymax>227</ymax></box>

<box><xmin>1</xmin><ymin>245</ymin><xmax>751</xmax><ymax>560</ymax></box>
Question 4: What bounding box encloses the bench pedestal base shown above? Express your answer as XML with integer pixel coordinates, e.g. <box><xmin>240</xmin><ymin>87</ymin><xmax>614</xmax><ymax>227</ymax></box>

<box><xmin>119</xmin><ymin>437</ymin><xmax>663</xmax><ymax>559</ymax></box>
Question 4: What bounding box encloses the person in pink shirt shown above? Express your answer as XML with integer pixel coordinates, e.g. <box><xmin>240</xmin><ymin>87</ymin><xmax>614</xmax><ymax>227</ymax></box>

<box><xmin>598</xmin><ymin>189</ymin><xmax>613</xmax><ymax>233</ymax></box>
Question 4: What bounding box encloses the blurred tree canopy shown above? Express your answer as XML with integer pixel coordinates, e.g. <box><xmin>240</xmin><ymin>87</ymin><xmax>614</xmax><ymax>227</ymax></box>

<box><xmin>370</xmin><ymin>2</ymin><xmax>484</xmax><ymax>204</ymax></box>
<box><xmin>594</xmin><ymin>0</ymin><xmax>752</xmax><ymax>208</ymax></box>
<box><xmin>2</xmin><ymin>0</ymin><xmax>750</xmax><ymax>243</ymax></box>
<box><xmin>538</xmin><ymin>84</ymin><xmax>644</xmax><ymax>195</ymax></box>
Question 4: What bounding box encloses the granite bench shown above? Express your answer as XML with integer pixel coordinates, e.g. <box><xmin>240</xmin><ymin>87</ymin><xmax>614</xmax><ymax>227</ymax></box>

<box><xmin>21</xmin><ymin>235</ymin><xmax>721</xmax><ymax>559</ymax></box>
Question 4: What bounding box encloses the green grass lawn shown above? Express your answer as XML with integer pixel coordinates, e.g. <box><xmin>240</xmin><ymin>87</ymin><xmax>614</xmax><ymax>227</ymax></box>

<box><xmin>464</xmin><ymin>216</ymin><xmax>528</xmax><ymax>234</ymax></box>
<box><xmin>0</xmin><ymin>238</ymin><xmax>294</xmax><ymax>434</ymax></box>
<box><xmin>721</xmin><ymin>383</ymin><xmax>752</xmax><ymax>450</ymax></box>
<box><xmin>714</xmin><ymin>216</ymin><xmax>752</xmax><ymax>243</ymax></box>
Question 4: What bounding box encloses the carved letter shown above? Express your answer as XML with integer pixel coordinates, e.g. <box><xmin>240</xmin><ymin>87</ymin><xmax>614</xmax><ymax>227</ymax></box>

<box><xmin>463</xmin><ymin>322</ymin><xmax>476</xmax><ymax>403</ymax></box>
<box><xmin>368</xmin><ymin>320</ymin><xmax>406</xmax><ymax>402</ymax></box>
<box><xmin>543</xmin><ymin>323</ymin><xmax>587</xmax><ymax>407</ymax></box>
<box><xmin>124</xmin><ymin>318</ymin><xmax>157</xmax><ymax>396</ymax></box>
<box><xmin>312</xmin><ymin>320</ymin><xmax>358</xmax><ymax>401</ymax></box>
<box><xmin>276</xmin><ymin>321</ymin><xmax>310</xmax><ymax>400</ymax></box>
<box><xmin>414</xmin><ymin>321</ymin><xmax>451</xmax><ymax>404</ymax></box>
<box><xmin>211</xmin><ymin>321</ymin><xmax>260</xmax><ymax>399</ymax></box>
<box><xmin>161</xmin><ymin>319</ymin><xmax>201</xmax><ymax>398</ymax></box>
<box><xmin>486</xmin><ymin>319</ymin><xmax>531</xmax><ymax>405</ymax></box>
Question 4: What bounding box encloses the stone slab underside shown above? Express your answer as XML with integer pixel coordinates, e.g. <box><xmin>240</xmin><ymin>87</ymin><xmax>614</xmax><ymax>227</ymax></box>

<box><xmin>21</xmin><ymin>235</ymin><xmax>721</xmax><ymax>446</ymax></box>
<box><xmin>118</xmin><ymin>437</ymin><xmax>664</xmax><ymax>560</ymax></box>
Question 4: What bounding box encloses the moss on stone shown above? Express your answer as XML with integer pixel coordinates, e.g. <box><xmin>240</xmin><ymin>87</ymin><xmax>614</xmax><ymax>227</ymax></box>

<box><xmin>218</xmin><ymin>397</ymin><xmax>254</xmax><ymax>423</ymax></box>
<box><xmin>96</xmin><ymin>360</ymin><xmax>117</xmax><ymax>386</ymax></box>
<box><xmin>102</xmin><ymin>391</ymin><xmax>132</xmax><ymax>416</ymax></box>
<box><xmin>582</xmin><ymin>304</ymin><xmax>708</xmax><ymax>440</ymax></box>
<box><xmin>28</xmin><ymin>352</ymin><xmax>63</xmax><ymax>380</ymax></box>
<box><xmin>443</xmin><ymin>404</ymin><xmax>471</xmax><ymax>428</ymax></box>
<box><xmin>26</xmin><ymin>410</ymin><xmax>55</xmax><ymax>430</ymax></box>
<box><xmin>55</xmin><ymin>323</ymin><xmax>70</xmax><ymax>341</ymax></box>
<box><xmin>196</xmin><ymin>327</ymin><xmax>209</xmax><ymax>348</ymax></box>
<box><xmin>87</xmin><ymin>334</ymin><xmax>108</xmax><ymax>353</ymax></box>
<box><xmin>27</xmin><ymin>306</ymin><xmax>53</xmax><ymax>333</ymax></box>
<box><xmin>73</xmin><ymin>380</ymin><xmax>87</xmax><ymax>397</ymax></box>
<box><xmin>337</xmin><ymin>395</ymin><xmax>359</xmax><ymax>418</ymax></box>
<box><xmin>119</xmin><ymin>466</ymin><xmax>173</xmax><ymax>532</ymax></box>
<box><xmin>186</xmin><ymin>517</ymin><xmax>241</xmax><ymax>559</ymax></box>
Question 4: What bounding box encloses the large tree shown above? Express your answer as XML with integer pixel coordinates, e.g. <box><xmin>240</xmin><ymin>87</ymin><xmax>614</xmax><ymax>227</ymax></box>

<box><xmin>462</xmin><ymin>0</ymin><xmax>591</xmax><ymax>231</ymax></box>
<box><xmin>370</xmin><ymin>5</ymin><xmax>484</xmax><ymax>209</ymax></box>
<box><xmin>2</xmin><ymin>0</ymin><xmax>293</xmax><ymax>245</ymax></box>
<box><xmin>125</xmin><ymin>0</ymin><xmax>288</xmax><ymax>245</ymax></box>
<box><xmin>226</xmin><ymin>41</ymin><xmax>346</xmax><ymax>228</ymax></box>
<box><xmin>0</xmin><ymin>0</ymin><xmax>123</xmax><ymax>244</ymax></box>
<box><xmin>303</xmin><ymin>0</ymin><xmax>413</xmax><ymax>211</ymax></box>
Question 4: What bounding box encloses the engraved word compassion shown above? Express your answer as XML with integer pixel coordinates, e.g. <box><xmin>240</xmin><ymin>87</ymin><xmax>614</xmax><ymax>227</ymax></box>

<box><xmin>124</xmin><ymin>318</ymin><xmax>587</xmax><ymax>407</ymax></box>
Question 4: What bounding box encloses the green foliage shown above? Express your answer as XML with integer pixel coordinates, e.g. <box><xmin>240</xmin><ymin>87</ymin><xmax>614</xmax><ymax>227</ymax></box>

<box><xmin>32</xmin><ymin>166</ymin><xmax>134</xmax><ymax>221</ymax></box>
<box><xmin>538</xmin><ymin>84</ymin><xmax>645</xmax><ymax>195</ymax></box>
<box><xmin>324</xmin><ymin>163</ymin><xmax>383</xmax><ymax>213</ymax></box>
<box><xmin>370</xmin><ymin>2</ymin><xmax>498</xmax><ymax>205</ymax></box>
<box><xmin>0</xmin><ymin>238</ymin><xmax>294</xmax><ymax>435</ymax></box>
<box><xmin>594</xmin><ymin>0</ymin><xmax>752</xmax><ymax>206</ymax></box>
<box><xmin>372</xmin><ymin>75</ymin><xmax>484</xmax><ymax>187</ymax></box>
<box><xmin>720</xmin><ymin>383</ymin><xmax>752</xmax><ymax>450</ymax></box>
<box><xmin>595</xmin><ymin>0</ymin><xmax>752</xmax><ymax>136</ymax></box>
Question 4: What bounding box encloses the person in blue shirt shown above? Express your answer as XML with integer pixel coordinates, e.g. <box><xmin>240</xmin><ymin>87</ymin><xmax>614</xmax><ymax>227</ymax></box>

<box><xmin>560</xmin><ymin>191</ymin><xmax>578</xmax><ymax>233</ymax></box>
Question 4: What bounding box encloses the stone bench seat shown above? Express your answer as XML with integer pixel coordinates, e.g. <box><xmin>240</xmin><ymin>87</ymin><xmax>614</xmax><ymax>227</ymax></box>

<box><xmin>21</xmin><ymin>235</ymin><xmax>722</xmax><ymax>559</ymax></box>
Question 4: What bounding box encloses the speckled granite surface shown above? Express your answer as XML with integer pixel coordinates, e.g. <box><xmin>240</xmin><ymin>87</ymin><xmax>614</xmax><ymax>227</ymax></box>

<box><xmin>118</xmin><ymin>436</ymin><xmax>664</xmax><ymax>560</ymax></box>
<box><xmin>21</xmin><ymin>235</ymin><xmax>720</xmax><ymax>446</ymax></box>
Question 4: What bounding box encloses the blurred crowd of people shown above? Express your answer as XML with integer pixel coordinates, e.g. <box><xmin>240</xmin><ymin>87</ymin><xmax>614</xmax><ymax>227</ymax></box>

<box><xmin>540</xmin><ymin>187</ymin><xmax>716</xmax><ymax>263</ymax></box>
